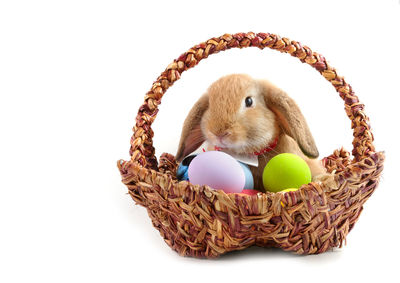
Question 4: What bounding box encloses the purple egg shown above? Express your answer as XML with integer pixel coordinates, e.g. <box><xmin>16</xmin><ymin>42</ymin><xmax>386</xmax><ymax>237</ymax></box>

<box><xmin>188</xmin><ymin>151</ymin><xmax>245</xmax><ymax>193</ymax></box>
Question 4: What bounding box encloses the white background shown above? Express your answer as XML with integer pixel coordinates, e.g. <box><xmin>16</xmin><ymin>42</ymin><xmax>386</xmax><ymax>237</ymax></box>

<box><xmin>1</xmin><ymin>0</ymin><xmax>399</xmax><ymax>282</ymax></box>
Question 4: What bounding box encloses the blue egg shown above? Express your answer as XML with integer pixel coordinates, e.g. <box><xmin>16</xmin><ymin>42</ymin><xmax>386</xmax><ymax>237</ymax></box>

<box><xmin>238</xmin><ymin>162</ymin><xmax>254</xmax><ymax>190</ymax></box>
<box><xmin>176</xmin><ymin>163</ymin><xmax>188</xmax><ymax>180</ymax></box>
<box><xmin>177</xmin><ymin>154</ymin><xmax>198</xmax><ymax>181</ymax></box>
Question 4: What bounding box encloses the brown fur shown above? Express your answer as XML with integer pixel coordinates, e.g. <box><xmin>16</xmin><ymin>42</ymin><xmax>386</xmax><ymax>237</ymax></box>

<box><xmin>176</xmin><ymin>74</ymin><xmax>331</xmax><ymax>191</ymax></box>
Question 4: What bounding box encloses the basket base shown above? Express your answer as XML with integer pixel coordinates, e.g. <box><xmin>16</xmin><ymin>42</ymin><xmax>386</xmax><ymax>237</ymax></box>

<box><xmin>119</xmin><ymin>148</ymin><xmax>384</xmax><ymax>258</ymax></box>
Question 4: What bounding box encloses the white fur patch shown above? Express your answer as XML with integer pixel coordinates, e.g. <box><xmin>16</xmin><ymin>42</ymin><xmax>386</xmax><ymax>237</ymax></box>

<box><xmin>229</xmin><ymin>152</ymin><xmax>259</xmax><ymax>166</ymax></box>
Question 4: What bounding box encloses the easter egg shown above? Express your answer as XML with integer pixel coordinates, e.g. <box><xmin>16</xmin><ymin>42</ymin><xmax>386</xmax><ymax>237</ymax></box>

<box><xmin>241</xmin><ymin>189</ymin><xmax>259</xmax><ymax>195</ymax></box>
<box><xmin>262</xmin><ymin>153</ymin><xmax>311</xmax><ymax>193</ymax></box>
<box><xmin>176</xmin><ymin>154</ymin><xmax>198</xmax><ymax>181</ymax></box>
<box><xmin>238</xmin><ymin>162</ymin><xmax>254</xmax><ymax>190</ymax></box>
<box><xmin>188</xmin><ymin>151</ymin><xmax>245</xmax><ymax>193</ymax></box>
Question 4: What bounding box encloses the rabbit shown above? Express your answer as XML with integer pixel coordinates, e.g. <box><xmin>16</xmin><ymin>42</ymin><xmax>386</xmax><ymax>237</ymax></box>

<box><xmin>175</xmin><ymin>74</ymin><xmax>334</xmax><ymax>191</ymax></box>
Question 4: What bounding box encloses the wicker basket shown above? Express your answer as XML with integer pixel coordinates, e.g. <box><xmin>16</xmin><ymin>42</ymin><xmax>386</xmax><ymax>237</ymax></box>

<box><xmin>118</xmin><ymin>32</ymin><xmax>384</xmax><ymax>258</ymax></box>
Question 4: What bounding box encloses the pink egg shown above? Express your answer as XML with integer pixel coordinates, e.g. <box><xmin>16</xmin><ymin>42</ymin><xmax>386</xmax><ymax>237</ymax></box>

<box><xmin>188</xmin><ymin>151</ymin><xmax>245</xmax><ymax>193</ymax></box>
<box><xmin>241</xmin><ymin>189</ymin><xmax>259</xmax><ymax>195</ymax></box>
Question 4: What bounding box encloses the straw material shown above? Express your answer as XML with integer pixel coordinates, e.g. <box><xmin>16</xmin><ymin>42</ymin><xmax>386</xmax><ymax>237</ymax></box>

<box><xmin>118</xmin><ymin>32</ymin><xmax>384</xmax><ymax>258</ymax></box>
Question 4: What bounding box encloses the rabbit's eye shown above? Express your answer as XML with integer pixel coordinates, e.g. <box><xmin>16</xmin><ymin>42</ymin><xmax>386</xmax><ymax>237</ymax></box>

<box><xmin>245</xmin><ymin>96</ymin><xmax>253</xmax><ymax>107</ymax></box>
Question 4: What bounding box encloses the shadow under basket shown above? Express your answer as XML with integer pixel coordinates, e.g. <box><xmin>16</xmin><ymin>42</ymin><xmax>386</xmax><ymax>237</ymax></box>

<box><xmin>118</xmin><ymin>32</ymin><xmax>385</xmax><ymax>258</ymax></box>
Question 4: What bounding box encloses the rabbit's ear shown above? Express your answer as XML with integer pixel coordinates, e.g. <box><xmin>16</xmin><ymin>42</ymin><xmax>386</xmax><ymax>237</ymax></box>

<box><xmin>259</xmin><ymin>80</ymin><xmax>319</xmax><ymax>158</ymax></box>
<box><xmin>175</xmin><ymin>94</ymin><xmax>209</xmax><ymax>162</ymax></box>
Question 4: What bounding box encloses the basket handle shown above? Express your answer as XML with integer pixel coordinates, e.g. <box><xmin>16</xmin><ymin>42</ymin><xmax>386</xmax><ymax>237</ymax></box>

<box><xmin>128</xmin><ymin>32</ymin><xmax>375</xmax><ymax>170</ymax></box>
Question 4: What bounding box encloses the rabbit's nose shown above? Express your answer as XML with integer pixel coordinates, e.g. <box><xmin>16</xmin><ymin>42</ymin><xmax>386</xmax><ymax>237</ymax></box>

<box><xmin>216</xmin><ymin>131</ymin><xmax>231</xmax><ymax>142</ymax></box>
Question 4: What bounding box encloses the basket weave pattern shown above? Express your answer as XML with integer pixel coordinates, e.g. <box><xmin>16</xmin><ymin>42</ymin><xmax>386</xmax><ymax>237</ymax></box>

<box><xmin>118</xmin><ymin>32</ymin><xmax>384</xmax><ymax>257</ymax></box>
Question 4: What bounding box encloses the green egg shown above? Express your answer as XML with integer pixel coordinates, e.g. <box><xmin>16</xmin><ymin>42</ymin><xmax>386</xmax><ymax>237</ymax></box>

<box><xmin>262</xmin><ymin>153</ymin><xmax>311</xmax><ymax>193</ymax></box>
